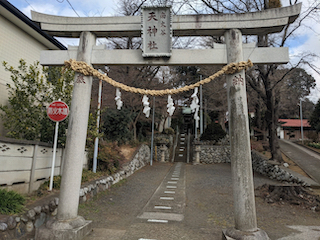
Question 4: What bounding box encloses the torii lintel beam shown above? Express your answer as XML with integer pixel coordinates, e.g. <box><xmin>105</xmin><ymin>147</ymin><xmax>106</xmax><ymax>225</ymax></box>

<box><xmin>31</xmin><ymin>4</ymin><xmax>301</xmax><ymax>38</ymax></box>
<box><xmin>40</xmin><ymin>44</ymin><xmax>289</xmax><ymax>66</ymax></box>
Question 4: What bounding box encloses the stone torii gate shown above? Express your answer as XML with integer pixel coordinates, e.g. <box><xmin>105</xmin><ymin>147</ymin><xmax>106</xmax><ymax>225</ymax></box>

<box><xmin>32</xmin><ymin>4</ymin><xmax>301</xmax><ymax>240</ymax></box>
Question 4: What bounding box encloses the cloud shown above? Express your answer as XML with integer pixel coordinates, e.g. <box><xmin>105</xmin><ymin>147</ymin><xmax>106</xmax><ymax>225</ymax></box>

<box><xmin>73</xmin><ymin>0</ymin><xmax>116</xmax><ymax>16</ymax></box>
<box><xmin>11</xmin><ymin>0</ymin><xmax>117</xmax><ymax>17</ymax></box>
<box><xmin>19</xmin><ymin>2</ymin><xmax>60</xmax><ymax>17</ymax></box>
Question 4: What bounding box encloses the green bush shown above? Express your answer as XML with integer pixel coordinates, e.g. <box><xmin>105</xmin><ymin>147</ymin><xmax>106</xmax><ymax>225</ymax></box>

<box><xmin>0</xmin><ymin>189</ymin><xmax>25</xmax><ymax>214</ymax></box>
<box><xmin>0</xmin><ymin>60</ymin><xmax>74</xmax><ymax>145</ymax></box>
<box><xmin>307</xmin><ymin>142</ymin><xmax>320</xmax><ymax>149</ymax></box>
<box><xmin>41</xmin><ymin>175</ymin><xmax>62</xmax><ymax>190</ymax></box>
<box><xmin>101</xmin><ymin>108</ymin><xmax>133</xmax><ymax>144</ymax></box>
<box><xmin>200</xmin><ymin>123</ymin><xmax>226</xmax><ymax>142</ymax></box>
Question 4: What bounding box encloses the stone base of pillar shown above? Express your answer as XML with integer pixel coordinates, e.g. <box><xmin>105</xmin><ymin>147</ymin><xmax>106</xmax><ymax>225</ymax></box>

<box><xmin>222</xmin><ymin>228</ymin><xmax>270</xmax><ymax>240</ymax></box>
<box><xmin>35</xmin><ymin>216</ymin><xmax>92</xmax><ymax>240</ymax></box>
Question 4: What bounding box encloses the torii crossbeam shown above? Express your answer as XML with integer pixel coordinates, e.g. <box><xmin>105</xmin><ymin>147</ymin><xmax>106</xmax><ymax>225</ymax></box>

<box><xmin>32</xmin><ymin>4</ymin><xmax>301</xmax><ymax>67</ymax></box>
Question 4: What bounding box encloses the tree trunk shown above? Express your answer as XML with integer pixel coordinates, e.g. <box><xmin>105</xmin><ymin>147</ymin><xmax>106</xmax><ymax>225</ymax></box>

<box><xmin>219</xmin><ymin>111</ymin><xmax>225</xmax><ymax>130</ymax></box>
<box><xmin>133</xmin><ymin>124</ymin><xmax>137</xmax><ymax>141</ymax></box>
<box><xmin>132</xmin><ymin>109</ymin><xmax>142</xmax><ymax>141</ymax></box>
<box><xmin>257</xmin><ymin>31</ymin><xmax>282</xmax><ymax>163</ymax></box>
<box><xmin>254</xmin><ymin>100</ymin><xmax>267</xmax><ymax>141</ymax></box>
<box><xmin>265</xmin><ymin>87</ymin><xmax>283</xmax><ymax>162</ymax></box>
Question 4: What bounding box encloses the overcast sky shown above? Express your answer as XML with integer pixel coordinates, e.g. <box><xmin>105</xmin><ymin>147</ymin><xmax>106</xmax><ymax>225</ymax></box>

<box><xmin>7</xmin><ymin>0</ymin><xmax>320</xmax><ymax>103</ymax></box>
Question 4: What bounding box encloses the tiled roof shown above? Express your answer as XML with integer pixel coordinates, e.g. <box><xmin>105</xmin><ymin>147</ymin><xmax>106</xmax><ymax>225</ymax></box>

<box><xmin>279</xmin><ymin>119</ymin><xmax>311</xmax><ymax>128</ymax></box>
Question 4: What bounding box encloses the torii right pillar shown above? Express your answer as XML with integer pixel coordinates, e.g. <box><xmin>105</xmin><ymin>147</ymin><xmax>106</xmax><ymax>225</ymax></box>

<box><xmin>223</xmin><ymin>29</ymin><xmax>270</xmax><ymax>240</ymax></box>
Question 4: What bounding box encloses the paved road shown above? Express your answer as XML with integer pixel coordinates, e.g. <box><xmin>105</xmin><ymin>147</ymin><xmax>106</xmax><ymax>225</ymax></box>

<box><xmin>279</xmin><ymin>139</ymin><xmax>320</xmax><ymax>184</ymax></box>
<box><xmin>80</xmin><ymin>162</ymin><xmax>320</xmax><ymax>240</ymax></box>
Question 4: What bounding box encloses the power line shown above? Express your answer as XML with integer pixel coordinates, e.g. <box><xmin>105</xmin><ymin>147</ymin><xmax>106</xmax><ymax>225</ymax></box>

<box><xmin>56</xmin><ymin>0</ymin><xmax>80</xmax><ymax>17</ymax></box>
<box><xmin>24</xmin><ymin>0</ymin><xmax>35</xmax><ymax>11</ymax></box>
<box><xmin>66</xmin><ymin>0</ymin><xmax>80</xmax><ymax>17</ymax></box>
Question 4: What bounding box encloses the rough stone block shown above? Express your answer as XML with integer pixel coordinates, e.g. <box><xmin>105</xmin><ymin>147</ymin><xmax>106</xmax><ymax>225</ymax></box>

<box><xmin>27</xmin><ymin>209</ymin><xmax>36</xmax><ymax>220</ymax></box>
<box><xmin>26</xmin><ymin>221</ymin><xmax>34</xmax><ymax>233</ymax></box>
<box><xmin>79</xmin><ymin>189</ymin><xmax>85</xmax><ymax>197</ymax></box>
<box><xmin>34</xmin><ymin>205</ymin><xmax>42</xmax><ymax>214</ymax></box>
<box><xmin>14</xmin><ymin>222</ymin><xmax>26</xmax><ymax>239</ymax></box>
<box><xmin>15</xmin><ymin>217</ymin><xmax>20</xmax><ymax>223</ymax></box>
<box><xmin>7</xmin><ymin>216</ymin><xmax>16</xmax><ymax>230</ymax></box>
<box><xmin>49</xmin><ymin>200</ymin><xmax>57</xmax><ymax>212</ymax></box>
<box><xmin>54</xmin><ymin>197</ymin><xmax>59</xmax><ymax>206</ymax></box>
<box><xmin>0</xmin><ymin>222</ymin><xmax>8</xmax><ymax>231</ymax></box>
<box><xmin>51</xmin><ymin>208</ymin><xmax>58</xmax><ymax>216</ymax></box>
<box><xmin>21</xmin><ymin>215</ymin><xmax>28</xmax><ymax>223</ymax></box>
<box><xmin>42</xmin><ymin>205</ymin><xmax>50</xmax><ymax>213</ymax></box>
<box><xmin>34</xmin><ymin>213</ymin><xmax>47</xmax><ymax>228</ymax></box>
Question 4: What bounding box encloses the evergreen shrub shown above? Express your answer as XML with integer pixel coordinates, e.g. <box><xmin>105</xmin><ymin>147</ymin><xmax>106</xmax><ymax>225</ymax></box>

<box><xmin>102</xmin><ymin>108</ymin><xmax>133</xmax><ymax>144</ymax></box>
<box><xmin>200</xmin><ymin>123</ymin><xmax>226</xmax><ymax>142</ymax></box>
<box><xmin>0</xmin><ymin>189</ymin><xmax>25</xmax><ymax>214</ymax></box>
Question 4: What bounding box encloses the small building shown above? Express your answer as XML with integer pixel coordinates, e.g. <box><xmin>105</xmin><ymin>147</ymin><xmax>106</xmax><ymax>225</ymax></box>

<box><xmin>0</xmin><ymin>1</ymin><xmax>66</xmax><ymax>135</ymax></box>
<box><xmin>278</xmin><ymin>119</ymin><xmax>313</xmax><ymax>140</ymax></box>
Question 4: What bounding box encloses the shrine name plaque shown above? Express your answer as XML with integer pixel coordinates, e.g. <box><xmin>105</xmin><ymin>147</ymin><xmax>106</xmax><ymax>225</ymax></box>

<box><xmin>142</xmin><ymin>6</ymin><xmax>172</xmax><ymax>58</ymax></box>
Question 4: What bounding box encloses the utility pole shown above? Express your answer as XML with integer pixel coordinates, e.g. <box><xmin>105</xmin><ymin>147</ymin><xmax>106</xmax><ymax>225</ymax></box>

<box><xmin>300</xmin><ymin>99</ymin><xmax>304</xmax><ymax>143</ymax></box>
<box><xmin>150</xmin><ymin>96</ymin><xmax>155</xmax><ymax>166</ymax></box>
<box><xmin>200</xmin><ymin>76</ymin><xmax>203</xmax><ymax>136</ymax></box>
<box><xmin>93</xmin><ymin>76</ymin><xmax>102</xmax><ymax>173</ymax></box>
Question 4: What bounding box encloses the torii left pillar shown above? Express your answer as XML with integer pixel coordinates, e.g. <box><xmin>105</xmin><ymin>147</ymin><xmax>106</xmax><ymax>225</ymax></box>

<box><xmin>36</xmin><ymin>31</ymin><xmax>95</xmax><ymax>240</ymax></box>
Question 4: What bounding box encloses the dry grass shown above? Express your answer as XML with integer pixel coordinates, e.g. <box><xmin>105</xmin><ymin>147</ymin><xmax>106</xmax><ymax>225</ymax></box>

<box><xmin>119</xmin><ymin>145</ymin><xmax>138</xmax><ymax>163</ymax></box>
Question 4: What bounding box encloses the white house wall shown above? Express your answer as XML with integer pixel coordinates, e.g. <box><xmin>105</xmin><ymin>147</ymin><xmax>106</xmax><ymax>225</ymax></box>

<box><xmin>0</xmin><ymin>15</ymin><xmax>57</xmax><ymax>136</ymax></box>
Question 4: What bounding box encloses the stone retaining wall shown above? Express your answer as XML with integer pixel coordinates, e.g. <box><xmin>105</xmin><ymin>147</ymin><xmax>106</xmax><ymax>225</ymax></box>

<box><xmin>194</xmin><ymin>144</ymin><xmax>231</xmax><ymax>164</ymax></box>
<box><xmin>251</xmin><ymin>150</ymin><xmax>308</xmax><ymax>186</ymax></box>
<box><xmin>195</xmin><ymin>143</ymin><xmax>308</xmax><ymax>186</ymax></box>
<box><xmin>0</xmin><ymin>144</ymin><xmax>150</xmax><ymax>240</ymax></box>
<box><xmin>154</xmin><ymin>145</ymin><xmax>170</xmax><ymax>162</ymax></box>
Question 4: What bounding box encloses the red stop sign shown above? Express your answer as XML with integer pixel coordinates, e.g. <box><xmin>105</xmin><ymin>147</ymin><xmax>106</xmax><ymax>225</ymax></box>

<box><xmin>47</xmin><ymin>100</ymin><xmax>69</xmax><ymax>122</ymax></box>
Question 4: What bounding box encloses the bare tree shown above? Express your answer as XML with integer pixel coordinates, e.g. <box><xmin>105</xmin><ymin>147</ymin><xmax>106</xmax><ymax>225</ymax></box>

<box><xmin>247</xmin><ymin>0</ymin><xmax>319</xmax><ymax>161</ymax></box>
<box><xmin>184</xmin><ymin>0</ymin><xmax>319</xmax><ymax>162</ymax></box>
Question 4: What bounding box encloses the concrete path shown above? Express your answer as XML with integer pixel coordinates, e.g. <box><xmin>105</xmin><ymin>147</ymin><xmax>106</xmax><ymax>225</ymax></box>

<box><xmin>279</xmin><ymin>139</ymin><xmax>320</xmax><ymax>184</ymax></box>
<box><xmin>137</xmin><ymin>162</ymin><xmax>185</xmax><ymax>222</ymax></box>
<box><xmin>80</xmin><ymin>162</ymin><xmax>320</xmax><ymax>240</ymax></box>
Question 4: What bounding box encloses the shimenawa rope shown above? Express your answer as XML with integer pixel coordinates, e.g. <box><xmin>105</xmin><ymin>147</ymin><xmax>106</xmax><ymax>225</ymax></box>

<box><xmin>64</xmin><ymin>59</ymin><xmax>253</xmax><ymax>96</ymax></box>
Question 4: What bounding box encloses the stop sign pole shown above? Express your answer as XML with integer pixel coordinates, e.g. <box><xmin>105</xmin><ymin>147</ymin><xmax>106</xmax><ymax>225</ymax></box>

<box><xmin>47</xmin><ymin>100</ymin><xmax>69</xmax><ymax>191</ymax></box>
